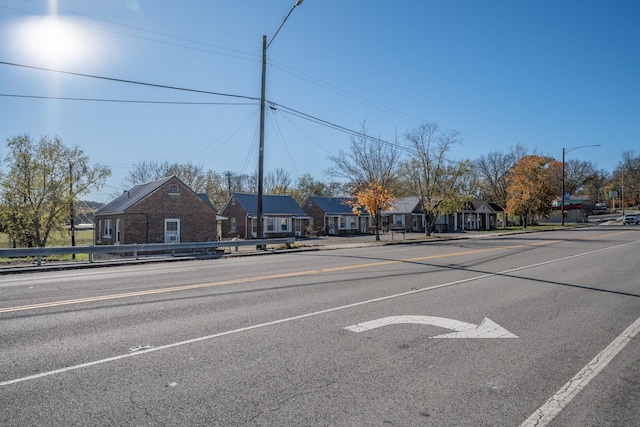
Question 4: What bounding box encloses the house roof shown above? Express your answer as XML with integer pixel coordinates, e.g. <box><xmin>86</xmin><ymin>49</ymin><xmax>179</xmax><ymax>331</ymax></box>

<box><xmin>382</xmin><ymin>197</ymin><xmax>421</xmax><ymax>214</ymax></box>
<box><xmin>229</xmin><ymin>193</ymin><xmax>307</xmax><ymax>216</ymax></box>
<box><xmin>307</xmin><ymin>196</ymin><xmax>357</xmax><ymax>215</ymax></box>
<box><xmin>197</xmin><ymin>193</ymin><xmax>215</xmax><ymax>210</ymax></box>
<box><xmin>462</xmin><ymin>199</ymin><xmax>504</xmax><ymax>213</ymax></box>
<box><xmin>95</xmin><ymin>176</ymin><xmax>175</xmax><ymax>215</ymax></box>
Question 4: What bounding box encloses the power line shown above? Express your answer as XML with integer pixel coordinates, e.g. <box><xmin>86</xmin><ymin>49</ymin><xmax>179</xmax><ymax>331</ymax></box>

<box><xmin>1</xmin><ymin>60</ymin><xmax>467</xmax><ymax>165</ymax></box>
<box><xmin>1</xmin><ymin>5</ymin><xmax>509</xmax><ymax>152</ymax></box>
<box><xmin>0</xmin><ymin>93</ymin><xmax>256</xmax><ymax>106</ymax></box>
<box><xmin>0</xmin><ymin>61</ymin><xmax>260</xmax><ymax>101</ymax></box>
<box><xmin>0</xmin><ymin>4</ymin><xmax>260</xmax><ymax>64</ymax></box>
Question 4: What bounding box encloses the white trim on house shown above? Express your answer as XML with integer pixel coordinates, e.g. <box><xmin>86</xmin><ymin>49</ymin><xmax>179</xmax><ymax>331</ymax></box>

<box><xmin>164</xmin><ymin>218</ymin><xmax>180</xmax><ymax>243</ymax></box>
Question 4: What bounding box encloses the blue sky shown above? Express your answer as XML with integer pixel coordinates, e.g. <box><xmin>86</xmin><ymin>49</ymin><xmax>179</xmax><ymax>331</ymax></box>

<box><xmin>1</xmin><ymin>0</ymin><xmax>639</xmax><ymax>203</ymax></box>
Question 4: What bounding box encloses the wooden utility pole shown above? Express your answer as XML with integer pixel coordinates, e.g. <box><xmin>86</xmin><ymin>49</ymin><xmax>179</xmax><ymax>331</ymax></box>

<box><xmin>69</xmin><ymin>163</ymin><xmax>76</xmax><ymax>259</ymax></box>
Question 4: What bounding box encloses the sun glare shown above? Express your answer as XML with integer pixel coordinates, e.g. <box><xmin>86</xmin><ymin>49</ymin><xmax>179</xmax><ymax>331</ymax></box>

<box><xmin>9</xmin><ymin>16</ymin><xmax>112</xmax><ymax>69</ymax></box>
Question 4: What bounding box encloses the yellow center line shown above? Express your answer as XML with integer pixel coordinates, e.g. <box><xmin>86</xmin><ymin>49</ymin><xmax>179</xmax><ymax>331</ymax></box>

<box><xmin>0</xmin><ymin>238</ymin><xmax>585</xmax><ymax>314</ymax></box>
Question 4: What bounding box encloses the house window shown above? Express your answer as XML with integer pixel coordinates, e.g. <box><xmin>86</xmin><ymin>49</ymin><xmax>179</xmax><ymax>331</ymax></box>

<box><xmin>104</xmin><ymin>219</ymin><xmax>112</xmax><ymax>238</ymax></box>
<box><xmin>266</xmin><ymin>218</ymin><xmax>275</xmax><ymax>232</ymax></box>
<box><xmin>340</xmin><ymin>216</ymin><xmax>347</xmax><ymax>229</ymax></box>
<box><xmin>164</xmin><ymin>219</ymin><xmax>180</xmax><ymax>243</ymax></box>
<box><xmin>230</xmin><ymin>217</ymin><xmax>236</xmax><ymax>232</ymax></box>
<box><xmin>169</xmin><ymin>184</ymin><xmax>179</xmax><ymax>194</ymax></box>
<box><xmin>393</xmin><ymin>215</ymin><xmax>405</xmax><ymax>226</ymax></box>
<box><xmin>280</xmin><ymin>218</ymin><xmax>288</xmax><ymax>231</ymax></box>
<box><xmin>348</xmin><ymin>216</ymin><xmax>357</xmax><ymax>229</ymax></box>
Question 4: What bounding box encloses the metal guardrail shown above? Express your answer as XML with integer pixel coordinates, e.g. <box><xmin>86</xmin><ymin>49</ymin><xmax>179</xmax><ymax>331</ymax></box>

<box><xmin>0</xmin><ymin>238</ymin><xmax>295</xmax><ymax>266</ymax></box>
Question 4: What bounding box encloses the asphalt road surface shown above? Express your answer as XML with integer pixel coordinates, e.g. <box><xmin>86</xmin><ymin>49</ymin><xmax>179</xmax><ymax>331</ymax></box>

<box><xmin>1</xmin><ymin>225</ymin><xmax>639</xmax><ymax>426</ymax></box>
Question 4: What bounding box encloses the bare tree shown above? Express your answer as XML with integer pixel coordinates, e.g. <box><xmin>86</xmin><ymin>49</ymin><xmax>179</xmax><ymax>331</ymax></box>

<box><xmin>122</xmin><ymin>160</ymin><xmax>208</xmax><ymax>192</ymax></box>
<box><xmin>327</xmin><ymin>125</ymin><xmax>401</xmax><ymax>239</ymax></box>
<box><xmin>547</xmin><ymin>158</ymin><xmax>597</xmax><ymax>199</ymax></box>
<box><xmin>584</xmin><ymin>169</ymin><xmax>610</xmax><ymax>206</ymax></box>
<box><xmin>264</xmin><ymin>167</ymin><xmax>292</xmax><ymax>195</ymax></box>
<box><xmin>618</xmin><ymin>150</ymin><xmax>640</xmax><ymax>206</ymax></box>
<box><xmin>327</xmin><ymin>126</ymin><xmax>401</xmax><ymax>192</ymax></box>
<box><xmin>403</xmin><ymin>123</ymin><xmax>468</xmax><ymax>236</ymax></box>
<box><xmin>289</xmin><ymin>173</ymin><xmax>339</xmax><ymax>205</ymax></box>
<box><xmin>475</xmin><ymin>144</ymin><xmax>528</xmax><ymax>227</ymax></box>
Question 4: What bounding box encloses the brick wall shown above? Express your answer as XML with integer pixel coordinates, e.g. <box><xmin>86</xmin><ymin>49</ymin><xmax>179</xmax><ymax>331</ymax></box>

<box><xmin>302</xmin><ymin>198</ymin><xmax>325</xmax><ymax>233</ymax></box>
<box><xmin>220</xmin><ymin>196</ymin><xmax>248</xmax><ymax>239</ymax></box>
<box><xmin>95</xmin><ymin>178</ymin><xmax>216</xmax><ymax>244</ymax></box>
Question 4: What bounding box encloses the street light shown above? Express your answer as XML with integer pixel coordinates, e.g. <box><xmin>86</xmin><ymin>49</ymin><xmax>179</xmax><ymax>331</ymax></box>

<box><xmin>561</xmin><ymin>144</ymin><xmax>601</xmax><ymax>226</ymax></box>
<box><xmin>256</xmin><ymin>0</ymin><xmax>304</xmax><ymax>247</ymax></box>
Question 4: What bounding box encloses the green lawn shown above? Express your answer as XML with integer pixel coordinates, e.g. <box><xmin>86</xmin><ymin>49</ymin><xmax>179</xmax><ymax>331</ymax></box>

<box><xmin>0</xmin><ymin>229</ymin><xmax>94</xmax><ymax>248</ymax></box>
<box><xmin>0</xmin><ymin>229</ymin><xmax>94</xmax><ymax>263</ymax></box>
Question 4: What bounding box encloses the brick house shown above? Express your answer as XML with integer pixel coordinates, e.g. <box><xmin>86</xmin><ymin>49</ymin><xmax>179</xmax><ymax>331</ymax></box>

<box><xmin>302</xmin><ymin>196</ymin><xmax>370</xmax><ymax>235</ymax></box>
<box><xmin>220</xmin><ymin>193</ymin><xmax>309</xmax><ymax>239</ymax></box>
<box><xmin>380</xmin><ymin>197</ymin><xmax>425</xmax><ymax>232</ymax></box>
<box><xmin>93</xmin><ymin>176</ymin><xmax>217</xmax><ymax>245</ymax></box>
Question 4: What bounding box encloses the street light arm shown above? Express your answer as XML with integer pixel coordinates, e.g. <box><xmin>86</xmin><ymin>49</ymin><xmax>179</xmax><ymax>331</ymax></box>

<box><xmin>564</xmin><ymin>144</ymin><xmax>601</xmax><ymax>155</ymax></box>
<box><xmin>267</xmin><ymin>0</ymin><xmax>304</xmax><ymax>49</ymax></box>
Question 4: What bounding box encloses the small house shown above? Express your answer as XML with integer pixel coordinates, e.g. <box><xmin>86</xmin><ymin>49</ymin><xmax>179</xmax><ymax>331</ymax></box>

<box><xmin>434</xmin><ymin>199</ymin><xmax>504</xmax><ymax>232</ymax></box>
<box><xmin>381</xmin><ymin>197</ymin><xmax>425</xmax><ymax>232</ymax></box>
<box><xmin>220</xmin><ymin>193</ymin><xmax>309</xmax><ymax>239</ymax></box>
<box><xmin>93</xmin><ymin>176</ymin><xmax>217</xmax><ymax>245</ymax></box>
<box><xmin>302</xmin><ymin>196</ymin><xmax>370</xmax><ymax>235</ymax></box>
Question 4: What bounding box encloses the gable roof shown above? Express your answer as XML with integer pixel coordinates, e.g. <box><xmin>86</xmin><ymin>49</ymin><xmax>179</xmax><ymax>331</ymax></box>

<box><xmin>306</xmin><ymin>196</ymin><xmax>357</xmax><ymax>215</ymax></box>
<box><xmin>382</xmin><ymin>197</ymin><xmax>422</xmax><ymax>214</ymax></box>
<box><xmin>197</xmin><ymin>193</ymin><xmax>215</xmax><ymax>210</ymax></box>
<box><xmin>95</xmin><ymin>176</ymin><xmax>216</xmax><ymax>215</ymax></box>
<box><xmin>95</xmin><ymin>176</ymin><xmax>175</xmax><ymax>215</ymax></box>
<box><xmin>228</xmin><ymin>193</ymin><xmax>307</xmax><ymax>216</ymax></box>
<box><xmin>462</xmin><ymin>199</ymin><xmax>504</xmax><ymax>213</ymax></box>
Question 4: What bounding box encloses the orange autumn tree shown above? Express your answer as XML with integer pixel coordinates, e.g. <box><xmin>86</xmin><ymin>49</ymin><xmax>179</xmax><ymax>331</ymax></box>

<box><xmin>506</xmin><ymin>155</ymin><xmax>555</xmax><ymax>227</ymax></box>
<box><xmin>348</xmin><ymin>180</ymin><xmax>395</xmax><ymax>241</ymax></box>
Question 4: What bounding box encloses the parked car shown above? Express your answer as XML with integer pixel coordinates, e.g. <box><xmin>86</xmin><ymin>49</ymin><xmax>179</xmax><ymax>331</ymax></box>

<box><xmin>622</xmin><ymin>213</ymin><xmax>638</xmax><ymax>225</ymax></box>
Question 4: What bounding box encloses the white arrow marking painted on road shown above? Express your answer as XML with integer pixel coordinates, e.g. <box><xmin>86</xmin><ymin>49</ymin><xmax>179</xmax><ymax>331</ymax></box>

<box><xmin>345</xmin><ymin>316</ymin><xmax>518</xmax><ymax>338</ymax></box>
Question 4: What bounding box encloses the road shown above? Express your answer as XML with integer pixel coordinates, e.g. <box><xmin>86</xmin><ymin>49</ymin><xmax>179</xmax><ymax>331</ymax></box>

<box><xmin>1</xmin><ymin>225</ymin><xmax>639</xmax><ymax>426</ymax></box>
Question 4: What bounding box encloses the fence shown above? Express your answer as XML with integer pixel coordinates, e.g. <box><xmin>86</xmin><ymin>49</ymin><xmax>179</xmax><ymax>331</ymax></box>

<box><xmin>0</xmin><ymin>238</ymin><xmax>295</xmax><ymax>267</ymax></box>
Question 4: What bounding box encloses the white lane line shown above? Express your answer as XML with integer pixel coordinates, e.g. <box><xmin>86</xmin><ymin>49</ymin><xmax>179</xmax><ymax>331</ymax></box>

<box><xmin>520</xmin><ymin>316</ymin><xmax>640</xmax><ymax>427</ymax></box>
<box><xmin>1</xmin><ymin>241</ymin><xmax>636</xmax><ymax>387</ymax></box>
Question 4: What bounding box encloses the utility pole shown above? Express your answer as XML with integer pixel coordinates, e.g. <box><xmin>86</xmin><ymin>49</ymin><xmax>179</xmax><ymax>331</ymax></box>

<box><xmin>69</xmin><ymin>163</ymin><xmax>76</xmax><ymax>259</ymax></box>
<box><xmin>560</xmin><ymin>145</ymin><xmax>600</xmax><ymax>226</ymax></box>
<box><xmin>621</xmin><ymin>166</ymin><xmax>625</xmax><ymax>217</ymax></box>
<box><xmin>256</xmin><ymin>0</ymin><xmax>304</xmax><ymax>249</ymax></box>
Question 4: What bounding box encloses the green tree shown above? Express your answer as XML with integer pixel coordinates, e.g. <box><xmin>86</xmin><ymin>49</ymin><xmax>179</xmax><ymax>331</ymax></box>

<box><xmin>0</xmin><ymin>135</ymin><xmax>111</xmax><ymax>247</ymax></box>
<box><xmin>505</xmin><ymin>155</ymin><xmax>555</xmax><ymax>226</ymax></box>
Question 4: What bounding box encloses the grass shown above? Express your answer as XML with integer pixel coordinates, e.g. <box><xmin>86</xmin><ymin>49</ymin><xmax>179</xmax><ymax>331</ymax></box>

<box><xmin>0</xmin><ymin>229</ymin><xmax>94</xmax><ymax>248</ymax></box>
<box><xmin>0</xmin><ymin>229</ymin><xmax>94</xmax><ymax>264</ymax></box>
